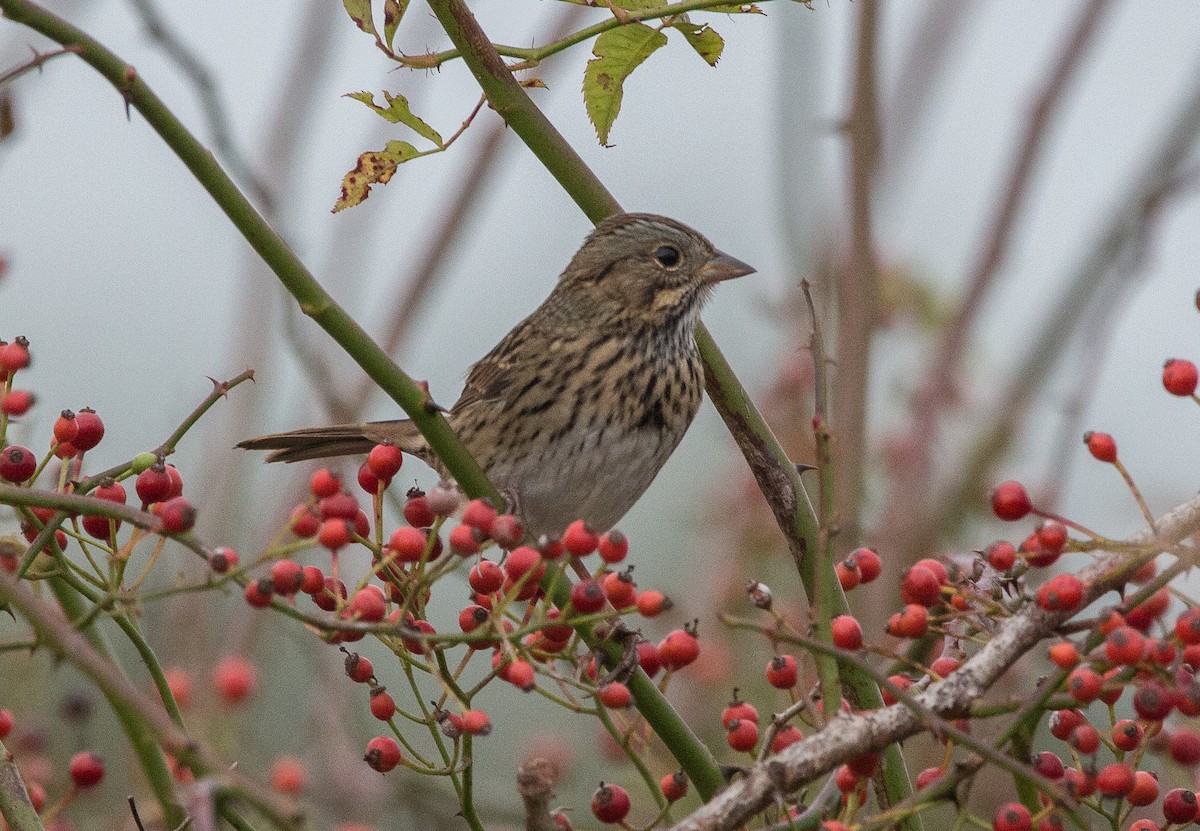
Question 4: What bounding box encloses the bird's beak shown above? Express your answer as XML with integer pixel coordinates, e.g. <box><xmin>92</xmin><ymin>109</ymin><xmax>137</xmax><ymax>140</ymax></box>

<box><xmin>700</xmin><ymin>251</ymin><xmax>755</xmax><ymax>284</ymax></box>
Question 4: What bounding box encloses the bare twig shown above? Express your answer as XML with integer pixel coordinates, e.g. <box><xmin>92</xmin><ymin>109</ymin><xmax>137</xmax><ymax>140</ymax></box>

<box><xmin>0</xmin><ymin>742</ymin><xmax>44</xmax><ymax>831</ymax></box>
<box><xmin>668</xmin><ymin>491</ymin><xmax>1200</xmax><ymax>831</ymax></box>
<box><xmin>0</xmin><ymin>43</ymin><xmax>81</xmax><ymax>85</ymax></box>
<box><xmin>517</xmin><ymin>758</ymin><xmax>559</xmax><ymax>831</ymax></box>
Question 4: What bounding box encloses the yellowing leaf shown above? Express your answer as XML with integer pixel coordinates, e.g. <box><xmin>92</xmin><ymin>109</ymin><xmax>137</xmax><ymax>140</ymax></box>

<box><xmin>383</xmin><ymin>0</ymin><xmax>408</xmax><ymax>51</ymax></box>
<box><xmin>583</xmin><ymin>23</ymin><xmax>667</xmax><ymax>146</ymax></box>
<box><xmin>334</xmin><ymin>140</ymin><xmax>419</xmax><ymax>212</ymax></box>
<box><xmin>342</xmin><ymin>0</ymin><xmax>377</xmax><ymax>37</ymax></box>
<box><xmin>673</xmin><ymin>21</ymin><xmax>724</xmax><ymax>66</ymax></box>
<box><xmin>345</xmin><ymin>90</ymin><xmax>443</xmax><ymax>147</ymax></box>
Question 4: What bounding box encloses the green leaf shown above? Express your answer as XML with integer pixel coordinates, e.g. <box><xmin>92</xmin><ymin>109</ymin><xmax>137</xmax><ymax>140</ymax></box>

<box><xmin>345</xmin><ymin>90</ymin><xmax>443</xmax><ymax>147</ymax></box>
<box><xmin>583</xmin><ymin>23</ymin><xmax>668</xmax><ymax>146</ymax></box>
<box><xmin>334</xmin><ymin>140</ymin><xmax>420</xmax><ymax>212</ymax></box>
<box><xmin>342</xmin><ymin>0</ymin><xmax>377</xmax><ymax>38</ymax></box>
<box><xmin>673</xmin><ymin>20</ymin><xmax>724</xmax><ymax>66</ymax></box>
<box><xmin>382</xmin><ymin>0</ymin><xmax>408</xmax><ymax>51</ymax></box>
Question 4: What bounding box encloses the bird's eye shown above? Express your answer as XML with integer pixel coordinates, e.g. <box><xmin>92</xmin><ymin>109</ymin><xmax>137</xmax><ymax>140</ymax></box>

<box><xmin>653</xmin><ymin>245</ymin><xmax>681</xmax><ymax>268</ymax></box>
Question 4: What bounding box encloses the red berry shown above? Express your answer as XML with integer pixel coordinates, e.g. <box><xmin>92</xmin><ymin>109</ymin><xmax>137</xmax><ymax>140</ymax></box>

<box><xmin>1111</xmin><ymin>719</ymin><xmax>1143</xmax><ymax>751</ymax></box>
<box><xmin>53</xmin><ymin>410</ymin><xmax>78</xmax><ymax>444</ymax></box>
<box><xmin>765</xmin><ymin>655</ymin><xmax>798</xmax><ymax>689</ymax></box>
<box><xmin>403</xmin><ymin>491</ymin><xmax>434</xmax><ymax>528</ymax></box>
<box><xmin>0</xmin><ymin>338</ymin><xmax>31</xmax><ymax>373</ymax></box>
<box><xmin>344</xmin><ymin>652</ymin><xmax>374</xmax><ymax>683</ymax></box>
<box><xmin>851</xmin><ymin>547</ymin><xmax>882</xmax><ymax>583</ymax></box>
<box><xmin>318</xmin><ymin>492</ymin><xmax>359</xmax><ymax>520</ymax></box>
<box><xmin>213</xmin><ymin>656</ymin><xmax>257</xmax><ymax>704</ymax></box>
<box><xmin>1162</xmin><ymin>788</ymin><xmax>1198</xmax><ymax>824</ymax></box>
<box><xmin>244</xmin><ymin>579</ymin><xmax>273</xmax><ymax>608</ymax></box>
<box><xmin>461</xmin><ymin>499</ymin><xmax>498</xmax><ymax>536</ymax></box>
<box><xmin>1032</xmin><ymin>751</ymin><xmax>1064</xmax><ymax>780</ymax></box>
<box><xmin>1066</xmin><ymin>667</ymin><xmax>1102</xmax><ymax>703</ymax></box>
<box><xmin>835</xmin><ymin>558</ymin><xmax>861</xmax><ymax>590</ymax></box>
<box><xmin>310</xmin><ymin>468</ymin><xmax>341</xmax><ymax>499</ymax></box>
<box><xmin>0</xmin><ymin>709</ymin><xmax>12</xmax><ymax>739</ymax></box>
<box><xmin>721</xmin><ymin>697</ymin><xmax>758</xmax><ymax>728</ymax></box>
<box><xmin>636</xmin><ymin>640</ymin><xmax>662</xmax><ymax>678</ymax></box>
<box><xmin>1127</xmin><ymin>770</ymin><xmax>1159</xmax><ymax>807</ymax></box>
<box><xmin>504</xmin><ymin>546</ymin><xmax>544</xmax><ymax>581</ymax></box>
<box><xmin>0</xmin><ymin>389</ymin><xmax>34</xmax><ymax>415</ymax></box>
<box><xmin>772</xmin><ymin>725</ymin><xmax>803</xmax><ymax>752</ymax></box>
<box><xmin>1133</xmin><ymin>681</ymin><xmax>1174</xmax><ymax>721</ymax></box>
<box><xmin>1048</xmin><ymin>709</ymin><xmax>1084</xmax><ymax>740</ymax></box>
<box><xmin>369</xmin><ymin>688</ymin><xmax>396</xmax><ymax>720</ymax></box>
<box><xmin>299</xmin><ymin>565</ymin><xmax>324</xmax><ymax>594</ymax></box>
<box><xmin>424</xmin><ymin>483</ymin><xmax>460</xmax><ymax>516</ymax></box>
<box><xmin>1036</xmin><ymin>574</ymin><xmax>1084</xmax><ymax>613</ymax></box>
<box><xmin>489</xmin><ymin>513</ymin><xmax>524</xmax><ymax>548</ymax></box>
<box><xmin>469</xmin><ymin>560</ymin><xmax>504</xmax><ymax>594</ymax></box>
<box><xmin>570</xmin><ymin>579</ymin><xmax>606</xmax><ymax>614</ymax></box>
<box><xmin>1069</xmin><ymin>723</ymin><xmax>1100</xmax><ymax>754</ymax></box>
<box><xmin>993</xmin><ymin>803</ymin><xmax>1032</xmax><ymax>831</ymax></box>
<box><xmin>505</xmin><ymin>659</ymin><xmax>536</xmax><ymax>692</ymax></box>
<box><xmin>317</xmin><ymin>518</ymin><xmax>351</xmax><ymax>551</ymax></box>
<box><xmin>726</xmin><ymin>718</ymin><xmax>758</xmax><ymax>752</ymax></box>
<box><xmin>885</xmin><ymin>604</ymin><xmax>929</xmax><ymax>638</ymax></box>
<box><xmin>660</xmin><ymin>771</ymin><xmax>688</xmax><ymax>802</ymax></box>
<box><xmin>157</xmin><ymin>497</ymin><xmax>196</xmax><ymax>534</ymax></box>
<box><xmin>1047</xmin><ymin>642</ymin><xmax>1079</xmax><ymax>669</ymax></box>
<box><xmin>598</xmin><ymin>530</ymin><xmax>628</xmax><ymax>563</ymax></box>
<box><xmin>562</xmin><ymin>519</ymin><xmax>599</xmax><ymax>556</ymax></box>
<box><xmin>831</xmin><ymin>615</ymin><xmax>863</xmax><ymax>650</ymax></box>
<box><xmin>367</xmin><ymin>442</ymin><xmax>403</xmax><ymax>480</ymax></box>
<box><xmin>135</xmin><ymin>464</ymin><xmax>172</xmax><ymax>505</ymax></box>
<box><xmin>1036</xmin><ymin>521</ymin><xmax>1067</xmax><ymax>553</ymax></box>
<box><xmin>1104</xmin><ymin>626</ymin><xmax>1145</xmax><ymax>666</ymax></box>
<box><xmin>270</xmin><ymin>560</ymin><xmax>304</xmax><ymax>596</ymax></box>
<box><xmin>388</xmin><ymin>526</ymin><xmax>428</xmax><ymax>563</ymax></box>
<box><xmin>590</xmin><ymin>783</ymin><xmax>630</xmax><ymax>824</ymax></box>
<box><xmin>1168</xmin><ymin>728</ymin><xmax>1200</xmax><ymax>765</ymax></box>
<box><xmin>900</xmin><ymin>565</ymin><xmax>941</xmax><ymax>606</ymax></box>
<box><xmin>270</xmin><ymin>756</ymin><xmax>307</xmax><ymax>795</ymax></box>
<box><xmin>596</xmin><ymin>682</ymin><xmax>632</xmax><ymax>708</ymax></box>
<box><xmin>991</xmin><ymin>480</ymin><xmax>1032</xmax><ymax>521</ymax></box>
<box><xmin>1083</xmin><ymin>430</ymin><xmax>1117</xmax><ymax>462</ymax></box>
<box><xmin>356</xmin><ymin>462</ymin><xmax>382</xmax><ymax>495</ymax></box>
<box><xmin>986</xmin><ymin>541</ymin><xmax>1017</xmax><ymax>571</ymax></box>
<box><xmin>635</xmin><ymin>588</ymin><xmax>669</xmax><ymax>617</ymax></box>
<box><xmin>602</xmin><ymin>569</ymin><xmax>637</xmax><ymax>608</ymax></box>
<box><xmin>1176</xmin><ymin>607</ymin><xmax>1200</xmax><ymax>644</ymax></box>
<box><xmin>164</xmin><ymin>464</ymin><xmax>184</xmax><ymax>499</ymax></box>
<box><xmin>449</xmin><ymin>523</ymin><xmax>483</xmax><ymax>555</ymax></box>
<box><xmin>71</xmin><ymin>408</ymin><xmax>104</xmax><ymax>451</ymax></box>
<box><xmin>349</xmin><ymin>587</ymin><xmax>387</xmax><ymax>623</ymax></box>
<box><xmin>659</xmin><ymin>626</ymin><xmax>700</xmax><ymax>670</ymax></box>
<box><xmin>0</xmin><ymin>445</ymin><xmax>35</xmax><ymax>483</ymax></box>
<box><xmin>1163</xmin><ymin>358</ymin><xmax>1199</xmax><ymax>396</ymax></box>
<box><xmin>364</xmin><ymin>736</ymin><xmax>402</xmax><ymax>772</ymax></box>
<box><xmin>461</xmin><ymin>709</ymin><xmax>491</xmax><ymax>736</ymax></box>
<box><xmin>210</xmin><ymin>546</ymin><xmax>239</xmax><ymax>574</ymax></box>
<box><xmin>68</xmin><ymin>751</ymin><xmax>105</xmax><ymax>788</ymax></box>
<box><xmin>1125</xmin><ymin>587</ymin><xmax>1170</xmax><ymax>631</ymax></box>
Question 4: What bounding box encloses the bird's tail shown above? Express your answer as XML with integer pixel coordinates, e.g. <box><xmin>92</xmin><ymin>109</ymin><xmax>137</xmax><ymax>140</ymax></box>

<box><xmin>236</xmin><ymin>420</ymin><xmax>425</xmax><ymax>464</ymax></box>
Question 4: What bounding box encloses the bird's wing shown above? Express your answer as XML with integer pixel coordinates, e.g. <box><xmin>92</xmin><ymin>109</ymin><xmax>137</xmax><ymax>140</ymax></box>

<box><xmin>451</xmin><ymin>323</ymin><xmax>533</xmax><ymax>413</ymax></box>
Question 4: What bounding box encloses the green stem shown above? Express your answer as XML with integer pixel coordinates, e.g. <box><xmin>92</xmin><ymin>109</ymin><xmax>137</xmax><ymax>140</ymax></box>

<box><xmin>0</xmin><ymin>740</ymin><xmax>44</xmax><ymax>831</ymax></box>
<box><xmin>411</xmin><ymin>0</ymin><xmax>772</xmax><ymax>70</ymax></box>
